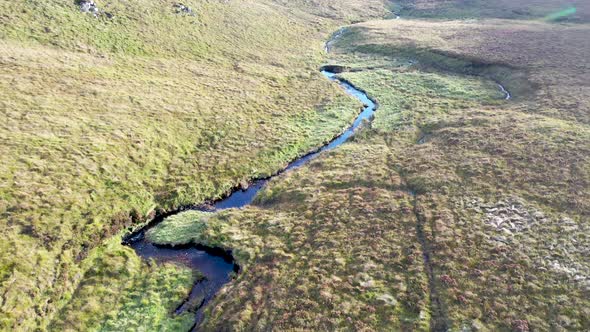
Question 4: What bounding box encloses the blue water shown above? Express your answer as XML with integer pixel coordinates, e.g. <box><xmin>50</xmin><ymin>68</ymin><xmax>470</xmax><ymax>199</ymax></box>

<box><xmin>128</xmin><ymin>63</ymin><xmax>510</xmax><ymax>330</ymax></box>
<box><xmin>213</xmin><ymin>70</ymin><xmax>377</xmax><ymax>210</ymax></box>
<box><xmin>128</xmin><ymin>68</ymin><xmax>377</xmax><ymax>330</ymax></box>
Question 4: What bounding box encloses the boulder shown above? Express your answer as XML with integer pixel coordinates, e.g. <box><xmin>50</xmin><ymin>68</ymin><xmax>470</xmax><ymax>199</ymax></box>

<box><xmin>376</xmin><ymin>294</ymin><xmax>397</xmax><ymax>306</ymax></box>
<box><xmin>79</xmin><ymin>0</ymin><xmax>99</xmax><ymax>17</ymax></box>
<box><xmin>174</xmin><ymin>3</ymin><xmax>196</xmax><ymax>16</ymax></box>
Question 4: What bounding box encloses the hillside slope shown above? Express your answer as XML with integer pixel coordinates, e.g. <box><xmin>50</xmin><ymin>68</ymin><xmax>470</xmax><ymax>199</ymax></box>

<box><xmin>145</xmin><ymin>2</ymin><xmax>590</xmax><ymax>331</ymax></box>
<box><xmin>2</xmin><ymin>0</ymin><xmax>589</xmax><ymax>331</ymax></box>
<box><xmin>0</xmin><ymin>0</ymin><xmax>391</xmax><ymax>330</ymax></box>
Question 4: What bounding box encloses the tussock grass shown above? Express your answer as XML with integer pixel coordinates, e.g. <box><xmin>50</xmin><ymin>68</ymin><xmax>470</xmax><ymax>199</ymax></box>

<box><xmin>329</xmin><ymin>17</ymin><xmax>590</xmax><ymax>213</ymax></box>
<box><xmin>149</xmin><ymin>142</ymin><xmax>432</xmax><ymax>330</ymax></box>
<box><xmin>394</xmin><ymin>0</ymin><xmax>590</xmax><ymax>22</ymax></box>
<box><xmin>148</xmin><ymin>3</ymin><xmax>590</xmax><ymax>329</ymax></box>
<box><xmin>0</xmin><ymin>0</ymin><xmax>394</xmax><ymax>329</ymax></box>
<box><xmin>327</xmin><ymin>10</ymin><xmax>590</xmax><ymax>330</ymax></box>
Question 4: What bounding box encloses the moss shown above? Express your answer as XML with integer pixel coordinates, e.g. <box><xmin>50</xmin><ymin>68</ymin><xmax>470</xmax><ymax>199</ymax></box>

<box><xmin>145</xmin><ymin>13</ymin><xmax>590</xmax><ymax>329</ymax></box>
<box><xmin>0</xmin><ymin>0</ymin><xmax>392</xmax><ymax>329</ymax></box>
<box><xmin>48</xmin><ymin>237</ymin><xmax>196</xmax><ymax>331</ymax></box>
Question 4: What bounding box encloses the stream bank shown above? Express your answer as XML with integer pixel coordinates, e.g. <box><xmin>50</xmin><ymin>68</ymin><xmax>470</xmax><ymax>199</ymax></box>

<box><xmin>123</xmin><ymin>67</ymin><xmax>378</xmax><ymax>330</ymax></box>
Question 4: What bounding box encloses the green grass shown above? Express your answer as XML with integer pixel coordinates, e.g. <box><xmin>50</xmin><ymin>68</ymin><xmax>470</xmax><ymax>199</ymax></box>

<box><xmin>339</xmin><ymin>69</ymin><xmax>504</xmax><ymax>132</ymax></box>
<box><xmin>48</xmin><ymin>237</ymin><xmax>197</xmax><ymax>332</ymax></box>
<box><xmin>144</xmin><ymin>64</ymin><xmax>527</xmax><ymax>330</ymax></box>
<box><xmin>145</xmin><ymin>12</ymin><xmax>590</xmax><ymax>329</ymax></box>
<box><xmin>2</xmin><ymin>0</ymin><xmax>589</xmax><ymax>330</ymax></box>
<box><xmin>0</xmin><ymin>0</ymin><xmax>395</xmax><ymax>330</ymax></box>
<box><xmin>332</xmin><ymin>18</ymin><xmax>590</xmax><ymax>124</ymax></box>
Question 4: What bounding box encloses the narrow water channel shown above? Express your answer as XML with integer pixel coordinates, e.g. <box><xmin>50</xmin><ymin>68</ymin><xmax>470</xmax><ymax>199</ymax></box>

<box><xmin>124</xmin><ymin>68</ymin><xmax>378</xmax><ymax>330</ymax></box>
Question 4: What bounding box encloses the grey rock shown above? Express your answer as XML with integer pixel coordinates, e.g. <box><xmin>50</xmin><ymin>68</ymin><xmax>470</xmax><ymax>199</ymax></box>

<box><xmin>470</xmin><ymin>319</ymin><xmax>487</xmax><ymax>331</ymax></box>
<box><xmin>79</xmin><ymin>0</ymin><xmax>100</xmax><ymax>17</ymax></box>
<box><xmin>376</xmin><ymin>294</ymin><xmax>397</xmax><ymax>306</ymax></box>
<box><xmin>174</xmin><ymin>3</ymin><xmax>195</xmax><ymax>16</ymax></box>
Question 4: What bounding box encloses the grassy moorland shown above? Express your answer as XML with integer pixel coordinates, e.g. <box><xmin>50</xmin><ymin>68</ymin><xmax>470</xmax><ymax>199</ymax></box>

<box><xmin>2</xmin><ymin>0</ymin><xmax>590</xmax><ymax>331</ymax></box>
<box><xmin>146</xmin><ymin>72</ymin><xmax>503</xmax><ymax>329</ymax></box>
<box><xmin>393</xmin><ymin>0</ymin><xmax>590</xmax><ymax>21</ymax></box>
<box><xmin>0</xmin><ymin>0</ymin><xmax>393</xmax><ymax>330</ymax></box>
<box><xmin>330</xmin><ymin>15</ymin><xmax>590</xmax><ymax>330</ymax></box>
<box><xmin>147</xmin><ymin>2</ymin><xmax>590</xmax><ymax>331</ymax></box>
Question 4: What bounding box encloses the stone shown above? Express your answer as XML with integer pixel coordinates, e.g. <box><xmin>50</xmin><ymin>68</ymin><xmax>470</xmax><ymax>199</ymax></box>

<box><xmin>359</xmin><ymin>279</ymin><xmax>374</xmax><ymax>288</ymax></box>
<box><xmin>492</xmin><ymin>236</ymin><xmax>508</xmax><ymax>244</ymax></box>
<box><xmin>331</xmin><ymin>275</ymin><xmax>342</xmax><ymax>283</ymax></box>
<box><xmin>376</xmin><ymin>294</ymin><xmax>397</xmax><ymax>306</ymax></box>
<box><xmin>173</xmin><ymin>3</ymin><xmax>195</xmax><ymax>16</ymax></box>
<box><xmin>334</xmin><ymin>257</ymin><xmax>346</xmax><ymax>266</ymax></box>
<box><xmin>557</xmin><ymin>315</ymin><xmax>572</xmax><ymax>327</ymax></box>
<box><xmin>470</xmin><ymin>319</ymin><xmax>487</xmax><ymax>331</ymax></box>
<box><xmin>354</xmin><ymin>272</ymin><xmax>374</xmax><ymax>288</ymax></box>
<box><xmin>79</xmin><ymin>0</ymin><xmax>99</xmax><ymax>17</ymax></box>
<box><xmin>239</xmin><ymin>180</ymin><xmax>249</xmax><ymax>190</ymax></box>
<box><xmin>511</xmin><ymin>319</ymin><xmax>529</xmax><ymax>332</ymax></box>
<box><xmin>363</xmin><ymin>261</ymin><xmax>377</xmax><ymax>271</ymax></box>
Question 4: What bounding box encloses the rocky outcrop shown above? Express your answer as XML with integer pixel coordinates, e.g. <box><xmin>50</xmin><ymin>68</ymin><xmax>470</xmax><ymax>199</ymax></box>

<box><xmin>173</xmin><ymin>3</ymin><xmax>195</xmax><ymax>16</ymax></box>
<box><xmin>79</xmin><ymin>0</ymin><xmax>99</xmax><ymax>17</ymax></box>
<box><xmin>77</xmin><ymin>1</ymin><xmax>113</xmax><ymax>19</ymax></box>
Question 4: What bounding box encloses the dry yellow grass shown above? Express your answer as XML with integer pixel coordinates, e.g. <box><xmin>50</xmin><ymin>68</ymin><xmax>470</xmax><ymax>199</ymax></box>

<box><xmin>146</xmin><ymin>5</ymin><xmax>590</xmax><ymax>330</ymax></box>
<box><xmin>396</xmin><ymin>0</ymin><xmax>590</xmax><ymax>21</ymax></box>
<box><xmin>0</xmin><ymin>0</ymin><xmax>393</xmax><ymax>329</ymax></box>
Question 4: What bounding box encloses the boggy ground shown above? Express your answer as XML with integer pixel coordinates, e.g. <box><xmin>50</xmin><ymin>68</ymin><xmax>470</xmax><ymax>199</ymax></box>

<box><xmin>148</xmin><ymin>6</ymin><xmax>590</xmax><ymax>332</ymax></box>
<box><xmin>0</xmin><ymin>0</ymin><xmax>392</xmax><ymax>330</ymax></box>
<box><xmin>3</xmin><ymin>0</ymin><xmax>590</xmax><ymax>331</ymax></box>
<box><xmin>393</xmin><ymin>0</ymin><xmax>590</xmax><ymax>21</ymax></box>
<box><xmin>332</xmin><ymin>15</ymin><xmax>590</xmax><ymax>331</ymax></box>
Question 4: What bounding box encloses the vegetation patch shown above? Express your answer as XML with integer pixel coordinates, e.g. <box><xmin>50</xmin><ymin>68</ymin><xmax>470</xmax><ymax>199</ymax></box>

<box><xmin>393</xmin><ymin>0</ymin><xmax>590</xmax><ymax>22</ymax></box>
<box><xmin>0</xmin><ymin>0</ymin><xmax>393</xmax><ymax>329</ymax></box>
<box><xmin>2</xmin><ymin>0</ymin><xmax>589</xmax><ymax>330</ymax></box>
<box><xmin>49</xmin><ymin>237</ymin><xmax>197</xmax><ymax>331</ymax></box>
<box><xmin>149</xmin><ymin>142</ymin><xmax>432</xmax><ymax>330</ymax></box>
<box><xmin>144</xmin><ymin>10</ymin><xmax>589</xmax><ymax>329</ymax></box>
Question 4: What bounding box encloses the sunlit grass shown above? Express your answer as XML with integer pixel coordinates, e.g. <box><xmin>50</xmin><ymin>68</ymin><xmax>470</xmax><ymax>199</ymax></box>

<box><xmin>0</xmin><ymin>0</ymin><xmax>392</xmax><ymax>329</ymax></box>
<box><xmin>2</xmin><ymin>0</ymin><xmax>589</xmax><ymax>330</ymax></box>
<box><xmin>143</xmin><ymin>5</ymin><xmax>590</xmax><ymax>330</ymax></box>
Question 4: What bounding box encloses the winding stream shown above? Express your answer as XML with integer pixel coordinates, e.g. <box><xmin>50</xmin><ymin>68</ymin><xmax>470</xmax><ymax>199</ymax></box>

<box><xmin>498</xmin><ymin>83</ymin><xmax>511</xmax><ymax>100</ymax></box>
<box><xmin>124</xmin><ymin>27</ymin><xmax>511</xmax><ymax>329</ymax></box>
<box><xmin>124</xmin><ymin>68</ymin><xmax>378</xmax><ymax>330</ymax></box>
<box><xmin>325</xmin><ymin>28</ymin><xmax>347</xmax><ymax>53</ymax></box>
